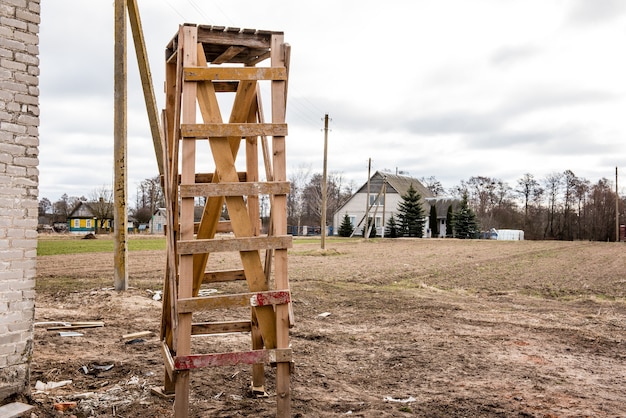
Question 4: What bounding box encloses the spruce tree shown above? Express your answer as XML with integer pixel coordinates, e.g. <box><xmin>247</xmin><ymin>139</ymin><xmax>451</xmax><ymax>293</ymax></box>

<box><xmin>385</xmin><ymin>214</ymin><xmax>399</xmax><ymax>238</ymax></box>
<box><xmin>338</xmin><ymin>213</ymin><xmax>354</xmax><ymax>237</ymax></box>
<box><xmin>397</xmin><ymin>183</ymin><xmax>426</xmax><ymax>237</ymax></box>
<box><xmin>446</xmin><ymin>205</ymin><xmax>454</xmax><ymax>237</ymax></box>
<box><xmin>429</xmin><ymin>204</ymin><xmax>438</xmax><ymax>237</ymax></box>
<box><xmin>453</xmin><ymin>192</ymin><xmax>479</xmax><ymax>239</ymax></box>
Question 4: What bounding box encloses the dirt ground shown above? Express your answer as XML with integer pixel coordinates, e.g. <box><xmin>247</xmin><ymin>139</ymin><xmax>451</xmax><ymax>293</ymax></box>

<box><xmin>27</xmin><ymin>238</ymin><xmax>626</xmax><ymax>417</ymax></box>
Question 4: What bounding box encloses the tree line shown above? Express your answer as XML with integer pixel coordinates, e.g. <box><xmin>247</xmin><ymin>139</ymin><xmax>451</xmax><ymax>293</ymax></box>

<box><xmin>39</xmin><ymin>169</ymin><xmax>623</xmax><ymax>242</ymax></box>
<box><xmin>450</xmin><ymin>171</ymin><xmax>622</xmax><ymax>241</ymax></box>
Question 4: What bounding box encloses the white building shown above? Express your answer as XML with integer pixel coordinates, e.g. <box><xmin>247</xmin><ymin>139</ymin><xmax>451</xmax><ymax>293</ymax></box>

<box><xmin>333</xmin><ymin>171</ymin><xmax>442</xmax><ymax>237</ymax></box>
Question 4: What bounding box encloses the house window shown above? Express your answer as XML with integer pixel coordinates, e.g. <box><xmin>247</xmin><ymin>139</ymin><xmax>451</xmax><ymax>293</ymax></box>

<box><xmin>73</xmin><ymin>219</ymin><xmax>80</xmax><ymax>228</ymax></box>
<box><xmin>86</xmin><ymin>219</ymin><xmax>92</xmax><ymax>229</ymax></box>
<box><xmin>375</xmin><ymin>216</ymin><xmax>382</xmax><ymax>228</ymax></box>
<box><xmin>349</xmin><ymin>216</ymin><xmax>356</xmax><ymax>227</ymax></box>
<box><xmin>369</xmin><ymin>195</ymin><xmax>384</xmax><ymax>206</ymax></box>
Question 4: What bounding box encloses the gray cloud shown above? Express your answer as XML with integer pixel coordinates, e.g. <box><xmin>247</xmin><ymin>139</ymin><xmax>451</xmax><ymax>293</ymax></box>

<box><xmin>568</xmin><ymin>0</ymin><xmax>626</xmax><ymax>25</ymax></box>
<box><xmin>490</xmin><ymin>44</ymin><xmax>541</xmax><ymax>68</ymax></box>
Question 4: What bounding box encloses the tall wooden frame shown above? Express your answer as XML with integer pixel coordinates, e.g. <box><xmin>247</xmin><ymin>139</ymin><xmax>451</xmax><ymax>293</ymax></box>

<box><xmin>159</xmin><ymin>25</ymin><xmax>292</xmax><ymax>417</ymax></box>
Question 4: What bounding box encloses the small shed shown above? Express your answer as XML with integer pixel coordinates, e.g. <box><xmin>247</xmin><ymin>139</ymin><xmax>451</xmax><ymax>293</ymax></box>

<box><xmin>490</xmin><ymin>228</ymin><xmax>524</xmax><ymax>241</ymax></box>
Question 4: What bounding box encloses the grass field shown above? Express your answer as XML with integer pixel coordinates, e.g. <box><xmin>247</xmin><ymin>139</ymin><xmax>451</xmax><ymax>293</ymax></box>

<box><xmin>37</xmin><ymin>236</ymin><xmax>166</xmax><ymax>256</ymax></box>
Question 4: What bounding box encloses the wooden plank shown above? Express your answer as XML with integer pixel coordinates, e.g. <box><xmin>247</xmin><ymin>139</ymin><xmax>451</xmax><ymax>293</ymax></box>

<box><xmin>178</xmin><ymin>293</ymin><xmax>250</xmax><ymax>312</ymax></box>
<box><xmin>250</xmin><ymin>290</ymin><xmax>290</xmax><ymax>307</ymax></box>
<box><xmin>178</xmin><ymin>290</ymin><xmax>290</xmax><ymax>313</ymax></box>
<box><xmin>191</xmin><ymin>320</ymin><xmax>251</xmax><ymax>335</ymax></box>
<box><xmin>175</xmin><ymin>25</ymin><xmax>198</xmax><ymax>418</ymax></box>
<box><xmin>271</xmin><ymin>33</ymin><xmax>291</xmax><ymax>418</ymax></box>
<box><xmin>127</xmin><ymin>0</ymin><xmax>164</xmax><ymax>176</ymax></box>
<box><xmin>181</xmin><ymin>123</ymin><xmax>287</xmax><ymax>138</ymax></box>
<box><xmin>214</xmin><ymin>81</ymin><xmax>238</xmax><ymax>92</ymax></box>
<box><xmin>160</xmin><ymin>340</ymin><xmax>175</xmax><ymax>381</ymax></box>
<box><xmin>212</xmin><ymin>45</ymin><xmax>246</xmax><ymax>64</ymax></box>
<box><xmin>196</xmin><ymin>28</ymin><xmax>273</xmax><ymax>49</ymax></box>
<box><xmin>192</xmin><ymin>221</ymin><xmax>231</xmax><ymax>234</ymax></box>
<box><xmin>174</xmin><ymin>348</ymin><xmax>291</xmax><ymax>370</ymax></box>
<box><xmin>178</xmin><ymin>235</ymin><xmax>292</xmax><ymax>255</ymax></box>
<box><xmin>184</xmin><ymin>66</ymin><xmax>287</xmax><ymax>81</ymax></box>
<box><xmin>0</xmin><ymin>402</ymin><xmax>34</xmax><ymax>418</ymax></box>
<box><xmin>122</xmin><ymin>331</ymin><xmax>153</xmax><ymax>340</ymax></box>
<box><xmin>46</xmin><ymin>322</ymin><xmax>104</xmax><ymax>331</ymax></box>
<box><xmin>175</xmin><ymin>350</ymin><xmax>267</xmax><ymax>370</ymax></box>
<box><xmin>202</xmin><ymin>269</ymin><xmax>246</xmax><ymax>283</ymax></box>
<box><xmin>180</xmin><ymin>181</ymin><xmax>289</xmax><ymax>198</ymax></box>
<box><xmin>176</xmin><ymin>172</ymin><xmax>247</xmax><ymax>183</ymax></box>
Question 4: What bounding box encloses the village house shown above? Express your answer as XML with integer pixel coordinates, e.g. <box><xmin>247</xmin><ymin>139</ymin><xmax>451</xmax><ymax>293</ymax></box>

<box><xmin>150</xmin><ymin>208</ymin><xmax>167</xmax><ymax>235</ymax></box>
<box><xmin>67</xmin><ymin>201</ymin><xmax>113</xmax><ymax>234</ymax></box>
<box><xmin>333</xmin><ymin>171</ymin><xmax>459</xmax><ymax>237</ymax></box>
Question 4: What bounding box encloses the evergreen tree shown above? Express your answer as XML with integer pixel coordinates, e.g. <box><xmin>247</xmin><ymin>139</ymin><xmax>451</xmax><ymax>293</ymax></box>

<box><xmin>385</xmin><ymin>214</ymin><xmax>399</xmax><ymax>238</ymax></box>
<box><xmin>446</xmin><ymin>205</ymin><xmax>454</xmax><ymax>237</ymax></box>
<box><xmin>397</xmin><ymin>183</ymin><xmax>426</xmax><ymax>237</ymax></box>
<box><xmin>453</xmin><ymin>192</ymin><xmax>479</xmax><ymax>239</ymax></box>
<box><xmin>362</xmin><ymin>217</ymin><xmax>376</xmax><ymax>238</ymax></box>
<box><xmin>338</xmin><ymin>213</ymin><xmax>354</xmax><ymax>237</ymax></box>
<box><xmin>429</xmin><ymin>204</ymin><xmax>438</xmax><ymax>237</ymax></box>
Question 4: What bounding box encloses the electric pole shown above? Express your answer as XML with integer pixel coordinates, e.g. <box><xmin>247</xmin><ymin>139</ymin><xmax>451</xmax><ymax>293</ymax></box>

<box><xmin>616</xmin><ymin>166</ymin><xmax>619</xmax><ymax>242</ymax></box>
<box><xmin>321</xmin><ymin>114</ymin><xmax>329</xmax><ymax>249</ymax></box>
<box><xmin>114</xmin><ymin>0</ymin><xmax>128</xmax><ymax>290</ymax></box>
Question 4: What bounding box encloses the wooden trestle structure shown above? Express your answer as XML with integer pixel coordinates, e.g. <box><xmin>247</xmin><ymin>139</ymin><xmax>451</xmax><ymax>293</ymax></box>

<box><xmin>159</xmin><ymin>24</ymin><xmax>292</xmax><ymax>417</ymax></box>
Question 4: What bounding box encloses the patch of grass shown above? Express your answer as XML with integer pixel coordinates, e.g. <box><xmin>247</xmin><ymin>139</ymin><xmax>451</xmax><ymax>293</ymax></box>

<box><xmin>37</xmin><ymin>237</ymin><xmax>166</xmax><ymax>256</ymax></box>
<box><xmin>290</xmin><ymin>248</ymin><xmax>343</xmax><ymax>257</ymax></box>
<box><xmin>35</xmin><ymin>276</ymin><xmax>108</xmax><ymax>294</ymax></box>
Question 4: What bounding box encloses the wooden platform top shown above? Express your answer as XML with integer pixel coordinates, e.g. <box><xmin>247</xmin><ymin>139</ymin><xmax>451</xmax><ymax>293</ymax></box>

<box><xmin>167</xmin><ymin>24</ymin><xmax>284</xmax><ymax>65</ymax></box>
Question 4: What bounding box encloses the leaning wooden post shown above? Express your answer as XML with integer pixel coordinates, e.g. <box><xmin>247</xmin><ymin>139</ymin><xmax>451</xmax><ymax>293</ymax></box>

<box><xmin>113</xmin><ymin>0</ymin><xmax>128</xmax><ymax>291</ymax></box>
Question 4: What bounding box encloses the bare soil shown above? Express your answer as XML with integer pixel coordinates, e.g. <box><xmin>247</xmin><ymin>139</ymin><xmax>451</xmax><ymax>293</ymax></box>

<box><xmin>28</xmin><ymin>238</ymin><xmax>626</xmax><ymax>417</ymax></box>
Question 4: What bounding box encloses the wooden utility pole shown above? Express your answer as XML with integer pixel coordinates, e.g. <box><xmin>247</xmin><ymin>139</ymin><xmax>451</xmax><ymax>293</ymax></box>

<box><xmin>113</xmin><ymin>0</ymin><xmax>128</xmax><ymax>291</ymax></box>
<box><xmin>616</xmin><ymin>166</ymin><xmax>619</xmax><ymax>242</ymax></box>
<box><xmin>381</xmin><ymin>175</ymin><xmax>387</xmax><ymax>238</ymax></box>
<box><xmin>321</xmin><ymin>114</ymin><xmax>329</xmax><ymax>249</ymax></box>
<box><xmin>365</xmin><ymin>158</ymin><xmax>371</xmax><ymax>240</ymax></box>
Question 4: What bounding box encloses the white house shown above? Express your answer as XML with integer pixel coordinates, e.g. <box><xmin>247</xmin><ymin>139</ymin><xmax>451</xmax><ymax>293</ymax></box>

<box><xmin>332</xmin><ymin>171</ymin><xmax>434</xmax><ymax>236</ymax></box>
<box><xmin>333</xmin><ymin>171</ymin><xmax>461</xmax><ymax>237</ymax></box>
<box><xmin>150</xmin><ymin>208</ymin><xmax>167</xmax><ymax>235</ymax></box>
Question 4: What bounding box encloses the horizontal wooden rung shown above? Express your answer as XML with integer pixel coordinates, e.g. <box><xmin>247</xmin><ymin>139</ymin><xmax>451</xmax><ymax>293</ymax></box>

<box><xmin>178</xmin><ymin>235</ymin><xmax>292</xmax><ymax>255</ymax></box>
<box><xmin>184</xmin><ymin>66</ymin><xmax>287</xmax><ymax>81</ymax></box>
<box><xmin>191</xmin><ymin>320</ymin><xmax>252</xmax><ymax>335</ymax></box>
<box><xmin>181</xmin><ymin>123</ymin><xmax>288</xmax><ymax>138</ymax></box>
<box><xmin>174</xmin><ymin>348</ymin><xmax>292</xmax><ymax>370</ymax></box>
<box><xmin>180</xmin><ymin>181</ymin><xmax>290</xmax><ymax>198</ymax></box>
<box><xmin>193</xmin><ymin>221</ymin><xmax>232</xmax><ymax>234</ymax></box>
<box><xmin>202</xmin><ymin>269</ymin><xmax>246</xmax><ymax>283</ymax></box>
<box><xmin>174</xmin><ymin>172</ymin><xmax>247</xmax><ymax>184</ymax></box>
<box><xmin>178</xmin><ymin>290</ymin><xmax>291</xmax><ymax>313</ymax></box>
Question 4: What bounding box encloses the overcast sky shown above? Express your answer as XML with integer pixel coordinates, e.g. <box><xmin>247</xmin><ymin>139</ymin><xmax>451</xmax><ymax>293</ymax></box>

<box><xmin>38</xmin><ymin>0</ymin><xmax>626</xmax><ymax>203</ymax></box>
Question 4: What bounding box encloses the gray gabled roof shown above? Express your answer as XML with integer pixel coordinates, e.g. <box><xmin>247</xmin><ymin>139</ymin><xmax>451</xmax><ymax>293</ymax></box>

<box><xmin>424</xmin><ymin>197</ymin><xmax>460</xmax><ymax>218</ymax></box>
<box><xmin>356</xmin><ymin>171</ymin><xmax>434</xmax><ymax>198</ymax></box>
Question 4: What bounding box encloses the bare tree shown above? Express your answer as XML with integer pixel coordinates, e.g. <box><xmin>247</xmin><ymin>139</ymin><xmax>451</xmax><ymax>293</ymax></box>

<box><xmin>420</xmin><ymin>176</ymin><xmax>446</xmax><ymax>196</ymax></box>
<box><xmin>543</xmin><ymin>172</ymin><xmax>563</xmax><ymax>239</ymax></box>
<box><xmin>287</xmin><ymin>164</ymin><xmax>311</xmax><ymax>233</ymax></box>
<box><xmin>516</xmin><ymin>173</ymin><xmax>540</xmax><ymax>229</ymax></box>
<box><xmin>133</xmin><ymin>176</ymin><xmax>164</xmax><ymax>224</ymax></box>
<box><xmin>90</xmin><ymin>185</ymin><xmax>114</xmax><ymax>233</ymax></box>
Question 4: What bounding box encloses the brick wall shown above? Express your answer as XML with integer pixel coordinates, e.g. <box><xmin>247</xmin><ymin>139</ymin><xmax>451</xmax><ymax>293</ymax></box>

<box><xmin>0</xmin><ymin>0</ymin><xmax>40</xmax><ymax>401</ymax></box>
